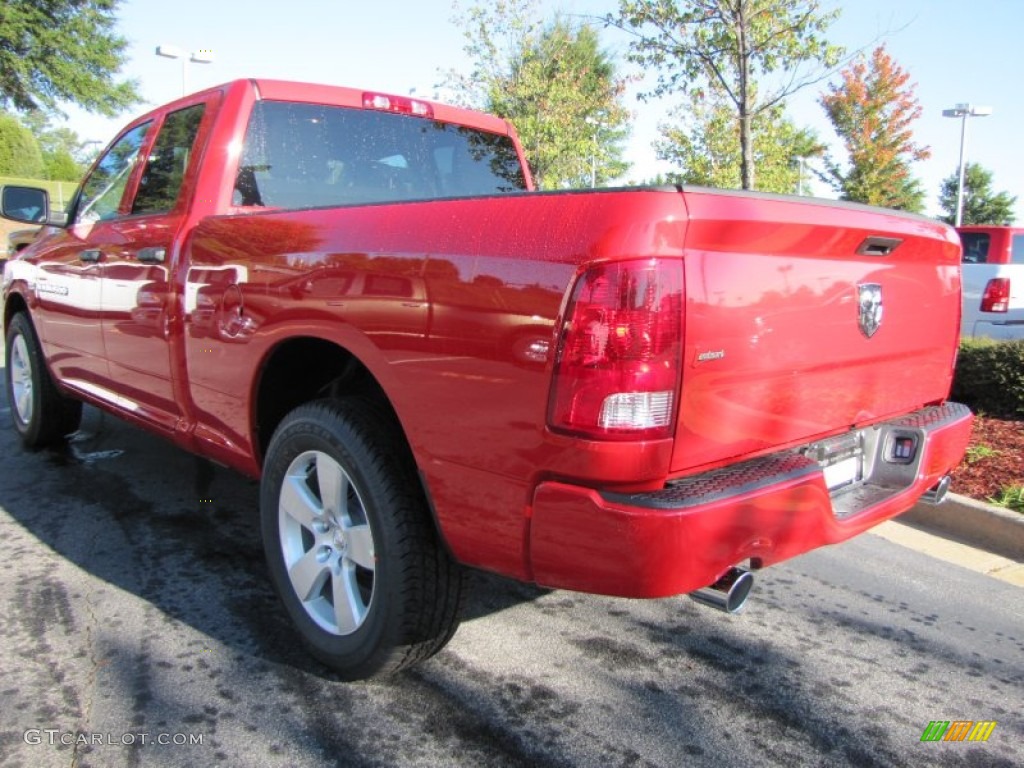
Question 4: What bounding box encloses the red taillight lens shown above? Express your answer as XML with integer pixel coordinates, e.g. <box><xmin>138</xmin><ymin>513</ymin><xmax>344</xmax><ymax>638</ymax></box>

<box><xmin>362</xmin><ymin>92</ymin><xmax>434</xmax><ymax>119</ymax></box>
<box><xmin>548</xmin><ymin>259</ymin><xmax>683</xmax><ymax>440</ymax></box>
<box><xmin>980</xmin><ymin>278</ymin><xmax>1010</xmax><ymax>313</ymax></box>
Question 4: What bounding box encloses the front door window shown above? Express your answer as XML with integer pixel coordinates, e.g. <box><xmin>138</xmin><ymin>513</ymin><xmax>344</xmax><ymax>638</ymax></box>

<box><xmin>76</xmin><ymin>123</ymin><xmax>151</xmax><ymax>224</ymax></box>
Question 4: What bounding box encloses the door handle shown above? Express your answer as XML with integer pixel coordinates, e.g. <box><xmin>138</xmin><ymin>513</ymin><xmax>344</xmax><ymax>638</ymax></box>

<box><xmin>79</xmin><ymin>249</ymin><xmax>102</xmax><ymax>263</ymax></box>
<box><xmin>137</xmin><ymin>247</ymin><xmax>166</xmax><ymax>264</ymax></box>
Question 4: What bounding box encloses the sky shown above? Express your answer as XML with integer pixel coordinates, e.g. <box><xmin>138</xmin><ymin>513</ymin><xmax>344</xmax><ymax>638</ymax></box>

<box><xmin>63</xmin><ymin>0</ymin><xmax>1024</xmax><ymax>221</ymax></box>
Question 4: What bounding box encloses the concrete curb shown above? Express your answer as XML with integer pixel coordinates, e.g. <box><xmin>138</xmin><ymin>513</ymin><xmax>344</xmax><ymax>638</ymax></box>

<box><xmin>900</xmin><ymin>493</ymin><xmax>1024</xmax><ymax>562</ymax></box>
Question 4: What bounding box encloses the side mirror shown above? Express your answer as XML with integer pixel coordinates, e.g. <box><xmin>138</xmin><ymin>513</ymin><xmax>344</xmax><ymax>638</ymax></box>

<box><xmin>1</xmin><ymin>185</ymin><xmax>66</xmax><ymax>227</ymax></box>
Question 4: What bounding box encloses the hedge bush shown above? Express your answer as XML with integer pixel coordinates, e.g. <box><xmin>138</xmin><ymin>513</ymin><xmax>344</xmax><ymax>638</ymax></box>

<box><xmin>951</xmin><ymin>339</ymin><xmax>1024</xmax><ymax>419</ymax></box>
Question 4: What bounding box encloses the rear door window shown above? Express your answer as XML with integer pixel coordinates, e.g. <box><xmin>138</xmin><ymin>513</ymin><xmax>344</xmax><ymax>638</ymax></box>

<box><xmin>234</xmin><ymin>100</ymin><xmax>526</xmax><ymax>210</ymax></box>
<box><xmin>132</xmin><ymin>104</ymin><xmax>206</xmax><ymax>215</ymax></box>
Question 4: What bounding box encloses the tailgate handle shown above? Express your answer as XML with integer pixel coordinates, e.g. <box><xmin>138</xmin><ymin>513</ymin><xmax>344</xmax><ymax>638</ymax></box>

<box><xmin>79</xmin><ymin>249</ymin><xmax>102</xmax><ymax>263</ymax></box>
<box><xmin>857</xmin><ymin>236</ymin><xmax>902</xmax><ymax>256</ymax></box>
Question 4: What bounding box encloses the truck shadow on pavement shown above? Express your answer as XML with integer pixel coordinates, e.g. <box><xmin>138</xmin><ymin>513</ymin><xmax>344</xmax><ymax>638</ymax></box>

<box><xmin>0</xmin><ymin>401</ymin><xmax>548</xmax><ymax>674</ymax></box>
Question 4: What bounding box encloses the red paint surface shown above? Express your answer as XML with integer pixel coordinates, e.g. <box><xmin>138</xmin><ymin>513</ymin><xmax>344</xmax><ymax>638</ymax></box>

<box><xmin>530</xmin><ymin>411</ymin><xmax>973</xmax><ymax>598</ymax></box>
<box><xmin>3</xmin><ymin>79</ymin><xmax>971</xmax><ymax>596</ymax></box>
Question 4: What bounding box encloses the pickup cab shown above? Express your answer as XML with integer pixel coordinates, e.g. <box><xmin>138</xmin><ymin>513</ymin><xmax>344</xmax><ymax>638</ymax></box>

<box><xmin>958</xmin><ymin>225</ymin><xmax>1024</xmax><ymax>340</ymax></box>
<box><xmin>2</xmin><ymin>79</ymin><xmax>972</xmax><ymax>679</ymax></box>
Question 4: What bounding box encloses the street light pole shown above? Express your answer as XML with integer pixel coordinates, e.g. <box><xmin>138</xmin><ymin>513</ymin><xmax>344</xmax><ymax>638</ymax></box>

<box><xmin>942</xmin><ymin>103</ymin><xmax>992</xmax><ymax>227</ymax></box>
<box><xmin>590</xmin><ymin>141</ymin><xmax>596</xmax><ymax>188</ymax></box>
<box><xmin>156</xmin><ymin>45</ymin><xmax>214</xmax><ymax>96</ymax></box>
<box><xmin>585</xmin><ymin>116</ymin><xmax>600</xmax><ymax>188</ymax></box>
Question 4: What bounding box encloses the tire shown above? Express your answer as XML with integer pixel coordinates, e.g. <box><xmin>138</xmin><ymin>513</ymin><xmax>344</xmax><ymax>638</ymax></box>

<box><xmin>4</xmin><ymin>312</ymin><xmax>82</xmax><ymax>448</ymax></box>
<box><xmin>260</xmin><ymin>398</ymin><xmax>465</xmax><ymax>680</ymax></box>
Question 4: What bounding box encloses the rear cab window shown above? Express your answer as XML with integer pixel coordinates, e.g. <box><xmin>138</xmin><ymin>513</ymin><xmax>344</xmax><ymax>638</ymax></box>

<box><xmin>233</xmin><ymin>100</ymin><xmax>527</xmax><ymax>210</ymax></box>
<box><xmin>960</xmin><ymin>232</ymin><xmax>990</xmax><ymax>264</ymax></box>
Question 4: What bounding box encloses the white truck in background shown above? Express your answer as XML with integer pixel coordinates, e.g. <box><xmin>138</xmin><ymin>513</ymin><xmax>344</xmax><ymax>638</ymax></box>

<box><xmin>958</xmin><ymin>226</ymin><xmax>1024</xmax><ymax>340</ymax></box>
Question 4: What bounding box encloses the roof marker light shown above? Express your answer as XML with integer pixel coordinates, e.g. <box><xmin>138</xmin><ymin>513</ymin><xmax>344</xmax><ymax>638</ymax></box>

<box><xmin>362</xmin><ymin>92</ymin><xmax>434</xmax><ymax>119</ymax></box>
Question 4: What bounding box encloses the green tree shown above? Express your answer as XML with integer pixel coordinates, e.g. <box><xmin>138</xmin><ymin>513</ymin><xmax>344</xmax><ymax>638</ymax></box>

<box><xmin>611</xmin><ymin>0</ymin><xmax>842</xmax><ymax>190</ymax></box>
<box><xmin>656</xmin><ymin>90</ymin><xmax>823</xmax><ymax>193</ymax></box>
<box><xmin>446</xmin><ymin>0</ymin><xmax>631</xmax><ymax>189</ymax></box>
<box><xmin>41</xmin><ymin>148</ymin><xmax>82</xmax><ymax>181</ymax></box>
<box><xmin>0</xmin><ymin>0</ymin><xmax>139</xmax><ymax>116</ymax></box>
<box><xmin>820</xmin><ymin>46</ymin><xmax>929</xmax><ymax>212</ymax></box>
<box><xmin>0</xmin><ymin>112</ymin><xmax>43</xmax><ymax>176</ymax></box>
<box><xmin>21</xmin><ymin>111</ymin><xmax>86</xmax><ymax>180</ymax></box>
<box><xmin>939</xmin><ymin>163</ymin><xmax>1017</xmax><ymax>225</ymax></box>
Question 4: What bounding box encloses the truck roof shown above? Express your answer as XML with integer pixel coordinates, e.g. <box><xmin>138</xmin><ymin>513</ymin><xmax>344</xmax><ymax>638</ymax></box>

<box><xmin>123</xmin><ymin>78</ymin><xmax>515</xmax><ymax>138</ymax></box>
<box><xmin>956</xmin><ymin>225</ymin><xmax>1024</xmax><ymax>233</ymax></box>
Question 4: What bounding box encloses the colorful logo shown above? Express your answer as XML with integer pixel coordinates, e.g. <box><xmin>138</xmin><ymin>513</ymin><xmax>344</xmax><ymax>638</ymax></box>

<box><xmin>920</xmin><ymin>721</ymin><xmax>997</xmax><ymax>742</ymax></box>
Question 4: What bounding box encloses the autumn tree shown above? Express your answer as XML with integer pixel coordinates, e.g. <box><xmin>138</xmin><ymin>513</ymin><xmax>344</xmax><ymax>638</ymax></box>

<box><xmin>820</xmin><ymin>45</ymin><xmax>929</xmax><ymax>212</ymax></box>
<box><xmin>656</xmin><ymin>89</ymin><xmax>823</xmax><ymax>193</ymax></box>
<box><xmin>445</xmin><ymin>0</ymin><xmax>631</xmax><ymax>189</ymax></box>
<box><xmin>610</xmin><ymin>0</ymin><xmax>842</xmax><ymax>190</ymax></box>
<box><xmin>939</xmin><ymin>163</ymin><xmax>1017</xmax><ymax>226</ymax></box>
<box><xmin>0</xmin><ymin>0</ymin><xmax>139</xmax><ymax>116</ymax></box>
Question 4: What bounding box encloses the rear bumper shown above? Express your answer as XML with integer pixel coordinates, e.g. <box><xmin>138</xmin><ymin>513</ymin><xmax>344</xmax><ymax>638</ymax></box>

<box><xmin>965</xmin><ymin>320</ymin><xmax>1024</xmax><ymax>341</ymax></box>
<box><xmin>528</xmin><ymin>403</ymin><xmax>972</xmax><ymax>598</ymax></box>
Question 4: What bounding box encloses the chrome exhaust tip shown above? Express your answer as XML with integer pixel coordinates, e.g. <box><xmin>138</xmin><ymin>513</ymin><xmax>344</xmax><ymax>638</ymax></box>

<box><xmin>921</xmin><ymin>474</ymin><xmax>952</xmax><ymax>505</ymax></box>
<box><xmin>689</xmin><ymin>567</ymin><xmax>754</xmax><ymax>614</ymax></box>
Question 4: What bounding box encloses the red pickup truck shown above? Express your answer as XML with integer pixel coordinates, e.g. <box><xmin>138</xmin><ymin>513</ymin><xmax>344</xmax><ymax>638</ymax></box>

<box><xmin>1</xmin><ymin>79</ymin><xmax>971</xmax><ymax>679</ymax></box>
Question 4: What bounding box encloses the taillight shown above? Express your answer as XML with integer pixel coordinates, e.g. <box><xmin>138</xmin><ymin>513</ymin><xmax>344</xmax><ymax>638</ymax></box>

<box><xmin>548</xmin><ymin>259</ymin><xmax>683</xmax><ymax>440</ymax></box>
<box><xmin>362</xmin><ymin>92</ymin><xmax>434</xmax><ymax>119</ymax></box>
<box><xmin>980</xmin><ymin>278</ymin><xmax>1010</xmax><ymax>312</ymax></box>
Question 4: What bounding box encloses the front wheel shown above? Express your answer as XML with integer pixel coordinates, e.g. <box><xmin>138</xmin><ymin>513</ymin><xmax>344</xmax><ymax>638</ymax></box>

<box><xmin>260</xmin><ymin>399</ymin><xmax>464</xmax><ymax>680</ymax></box>
<box><xmin>5</xmin><ymin>312</ymin><xmax>82</xmax><ymax>448</ymax></box>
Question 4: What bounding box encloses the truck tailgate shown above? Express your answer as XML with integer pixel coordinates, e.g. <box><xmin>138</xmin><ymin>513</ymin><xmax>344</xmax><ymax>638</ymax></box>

<box><xmin>673</xmin><ymin>188</ymin><xmax>962</xmax><ymax>473</ymax></box>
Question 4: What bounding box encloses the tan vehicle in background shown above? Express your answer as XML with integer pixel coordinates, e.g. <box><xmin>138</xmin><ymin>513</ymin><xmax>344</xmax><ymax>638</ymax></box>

<box><xmin>2</xmin><ymin>227</ymin><xmax>40</xmax><ymax>272</ymax></box>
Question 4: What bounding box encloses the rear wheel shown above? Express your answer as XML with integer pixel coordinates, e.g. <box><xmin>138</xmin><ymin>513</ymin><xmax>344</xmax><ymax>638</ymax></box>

<box><xmin>260</xmin><ymin>398</ymin><xmax>464</xmax><ymax>680</ymax></box>
<box><xmin>5</xmin><ymin>312</ymin><xmax>82</xmax><ymax>448</ymax></box>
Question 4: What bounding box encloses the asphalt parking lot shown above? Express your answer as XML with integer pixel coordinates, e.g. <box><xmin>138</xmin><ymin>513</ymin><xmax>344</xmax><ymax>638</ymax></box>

<box><xmin>0</xmin><ymin>372</ymin><xmax>1022</xmax><ymax>767</ymax></box>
